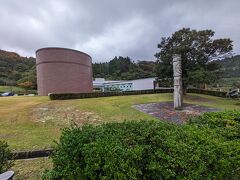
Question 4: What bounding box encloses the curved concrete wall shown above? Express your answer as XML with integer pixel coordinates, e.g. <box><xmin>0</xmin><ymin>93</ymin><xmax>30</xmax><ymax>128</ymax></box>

<box><xmin>36</xmin><ymin>47</ymin><xmax>93</xmax><ymax>96</ymax></box>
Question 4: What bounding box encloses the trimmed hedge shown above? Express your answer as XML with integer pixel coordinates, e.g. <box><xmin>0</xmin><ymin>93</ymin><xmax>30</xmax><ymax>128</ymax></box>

<box><xmin>43</xmin><ymin>111</ymin><xmax>240</xmax><ymax>179</ymax></box>
<box><xmin>49</xmin><ymin>89</ymin><xmax>227</xmax><ymax>100</ymax></box>
<box><xmin>49</xmin><ymin>88</ymin><xmax>228</xmax><ymax>100</ymax></box>
<box><xmin>0</xmin><ymin>90</ymin><xmax>37</xmax><ymax>96</ymax></box>
<box><xmin>15</xmin><ymin>90</ymin><xmax>37</xmax><ymax>95</ymax></box>
<box><xmin>49</xmin><ymin>89</ymin><xmax>173</xmax><ymax>100</ymax></box>
<box><xmin>187</xmin><ymin>88</ymin><xmax>227</xmax><ymax>97</ymax></box>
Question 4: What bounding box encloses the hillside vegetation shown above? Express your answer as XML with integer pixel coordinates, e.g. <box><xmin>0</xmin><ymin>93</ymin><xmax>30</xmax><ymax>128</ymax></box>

<box><xmin>0</xmin><ymin>49</ymin><xmax>36</xmax><ymax>88</ymax></box>
<box><xmin>217</xmin><ymin>55</ymin><xmax>240</xmax><ymax>78</ymax></box>
<box><xmin>0</xmin><ymin>49</ymin><xmax>240</xmax><ymax>88</ymax></box>
<box><xmin>93</xmin><ymin>56</ymin><xmax>156</xmax><ymax>80</ymax></box>
<box><xmin>90</xmin><ymin>55</ymin><xmax>240</xmax><ymax>82</ymax></box>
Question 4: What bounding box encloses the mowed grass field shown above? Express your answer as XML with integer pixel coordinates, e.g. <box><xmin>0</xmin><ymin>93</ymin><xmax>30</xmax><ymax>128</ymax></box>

<box><xmin>1</xmin><ymin>93</ymin><xmax>240</xmax><ymax>151</ymax></box>
<box><xmin>0</xmin><ymin>93</ymin><xmax>239</xmax><ymax>179</ymax></box>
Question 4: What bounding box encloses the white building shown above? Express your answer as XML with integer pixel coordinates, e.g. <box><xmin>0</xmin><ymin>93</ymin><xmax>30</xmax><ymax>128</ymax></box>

<box><xmin>130</xmin><ymin>78</ymin><xmax>156</xmax><ymax>90</ymax></box>
<box><xmin>93</xmin><ymin>77</ymin><xmax>156</xmax><ymax>92</ymax></box>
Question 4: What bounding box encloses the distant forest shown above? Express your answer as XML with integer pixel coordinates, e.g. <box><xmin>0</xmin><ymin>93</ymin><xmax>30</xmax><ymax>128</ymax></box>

<box><xmin>0</xmin><ymin>50</ymin><xmax>36</xmax><ymax>88</ymax></box>
<box><xmin>94</xmin><ymin>55</ymin><xmax>240</xmax><ymax>80</ymax></box>
<box><xmin>0</xmin><ymin>49</ymin><xmax>240</xmax><ymax>89</ymax></box>
<box><xmin>215</xmin><ymin>55</ymin><xmax>240</xmax><ymax>78</ymax></box>
<box><xmin>93</xmin><ymin>56</ymin><xmax>156</xmax><ymax>80</ymax></box>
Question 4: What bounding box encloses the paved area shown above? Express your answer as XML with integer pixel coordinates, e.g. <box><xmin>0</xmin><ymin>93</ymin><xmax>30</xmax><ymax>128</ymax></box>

<box><xmin>134</xmin><ymin>102</ymin><xmax>219</xmax><ymax>124</ymax></box>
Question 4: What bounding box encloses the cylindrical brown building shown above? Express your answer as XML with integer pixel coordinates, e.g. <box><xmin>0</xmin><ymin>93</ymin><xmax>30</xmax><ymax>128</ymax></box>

<box><xmin>36</xmin><ymin>47</ymin><xmax>93</xmax><ymax>96</ymax></box>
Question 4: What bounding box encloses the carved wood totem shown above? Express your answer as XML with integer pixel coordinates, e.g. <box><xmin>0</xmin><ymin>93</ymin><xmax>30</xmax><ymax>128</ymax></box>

<box><xmin>173</xmin><ymin>54</ymin><xmax>183</xmax><ymax>110</ymax></box>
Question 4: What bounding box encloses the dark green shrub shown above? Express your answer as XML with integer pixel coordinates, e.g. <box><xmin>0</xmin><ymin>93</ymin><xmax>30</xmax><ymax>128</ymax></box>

<box><xmin>190</xmin><ymin>110</ymin><xmax>240</xmax><ymax>140</ymax></box>
<box><xmin>0</xmin><ymin>140</ymin><xmax>14</xmax><ymax>173</ymax></box>
<box><xmin>43</xmin><ymin>117</ymin><xmax>240</xmax><ymax>179</ymax></box>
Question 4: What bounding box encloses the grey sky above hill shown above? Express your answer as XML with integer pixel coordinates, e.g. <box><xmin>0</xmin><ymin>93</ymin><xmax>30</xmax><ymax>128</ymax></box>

<box><xmin>0</xmin><ymin>0</ymin><xmax>239</xmax><ymax>62</ymax></box>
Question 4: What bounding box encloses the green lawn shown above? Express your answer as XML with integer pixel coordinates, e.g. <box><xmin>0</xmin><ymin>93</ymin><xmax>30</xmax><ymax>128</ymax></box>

<box><xmin>73</xmin><ymin>93</ymin><xmax>240</xmax><ymax>121</ymax></box>
<box><xmin>0</xmin><ymin>93</ymin><xmax>239</xmax><ymax>151</ymax></box>
<box><xmin>0</xmin><ymin>86</ymin><xmax>25</xmax><ymax>92</ymax></box>
<box><xmin>12</xmin><ymin>157</ymin><xmax>52</xmax><ymax>180</ymax></box>
<box><xmin>1</xmin><ymin>93</ymin><xmax>239</xmax><ymax>179</ymax></box>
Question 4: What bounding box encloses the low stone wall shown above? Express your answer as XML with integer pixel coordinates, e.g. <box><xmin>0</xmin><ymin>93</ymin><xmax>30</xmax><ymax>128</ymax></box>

<box><xmin>11</xmin><ymin>149</ymin><xmax>53</xmax><ymax>160</ymax></box>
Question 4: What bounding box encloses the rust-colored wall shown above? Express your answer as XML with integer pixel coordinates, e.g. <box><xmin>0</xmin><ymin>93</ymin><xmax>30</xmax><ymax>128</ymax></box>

<box><xmin>36</xmin><ymin>47</ymin><xmax>93</xmax><ymax>96</ymax></box>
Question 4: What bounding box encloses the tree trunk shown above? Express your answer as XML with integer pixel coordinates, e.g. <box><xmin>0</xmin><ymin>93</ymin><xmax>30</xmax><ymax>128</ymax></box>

<box><xmin>182</xmin><ymin>82</ymin><xmax>187</xmax><ymax>95</ymax></box>
<box><xmin>183</xmin><ymin>87</ymin><xmax>187</xmax><ymax>95</ymax></box>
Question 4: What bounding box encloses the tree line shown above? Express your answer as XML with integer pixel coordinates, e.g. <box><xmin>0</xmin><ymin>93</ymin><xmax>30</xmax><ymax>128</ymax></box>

<box><xmin>0</xmin><ymin>50</ymin><xmax>36</xmax><ymax>89</ymax></box>
<box><xmin>93</xmin><ymin>56</ymin><xmax>156</xmax><ymax>80</ymax></box>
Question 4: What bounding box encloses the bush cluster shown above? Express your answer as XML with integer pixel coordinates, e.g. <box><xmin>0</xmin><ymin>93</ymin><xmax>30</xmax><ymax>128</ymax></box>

<box><xmin>0</xmin><ymin>140</ymin><xmax>14</xmax><ymax>173</ymax></box>
<box><xmin>44</xmin><ymin>111</ymin><xmax>240</xmax><ymax>179</ymax></box>
<box><xmin>190</xmin><ymin>110</ymin><xmax>240</xmax><ymax>140</ymax></box>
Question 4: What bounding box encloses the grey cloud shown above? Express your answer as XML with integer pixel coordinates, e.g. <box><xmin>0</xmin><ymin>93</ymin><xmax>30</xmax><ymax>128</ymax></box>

<box><xmin>0</xmin><ymin>0</ymin><xmax>239</xmax><ymax>62</ymax></box>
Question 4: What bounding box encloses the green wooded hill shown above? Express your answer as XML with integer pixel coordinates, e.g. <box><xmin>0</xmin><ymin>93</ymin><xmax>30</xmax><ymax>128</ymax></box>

<box><xmin>93</xmin><ymin>55</ymin><xmax>240</xmax><ymax>81</ymax></box>
<box><xmin>93</xmin><ymin>56</ymin><xmax>156</xmax><ymax>80</ymax></box>
<box><xmin>216</xmin><ymin>55</ymin><xmax>240</xmax><ymax>78</ymax></box>
<box><xmin>0</xmin><ymin>49</ymin><xmax>239</xmax><ymax>88</ymax></box>
<box><xmin>0</xmin><ymin>49</ymin><xmax>36</xmax><ymax>87</ymax></box>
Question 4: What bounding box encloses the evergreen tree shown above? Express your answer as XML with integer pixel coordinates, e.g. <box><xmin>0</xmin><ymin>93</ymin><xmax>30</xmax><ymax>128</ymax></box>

<box><xmin>155</xmin><ymin>28</ymin><xmax>233</xmax><ymax>92</ymax></box>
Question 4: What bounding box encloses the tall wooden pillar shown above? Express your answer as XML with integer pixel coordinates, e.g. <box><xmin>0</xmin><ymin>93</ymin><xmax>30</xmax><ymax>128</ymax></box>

<box><xmin>173</xmin><ymin>54</ymin><xmax>183</xmax><ymax>110</ymax></box>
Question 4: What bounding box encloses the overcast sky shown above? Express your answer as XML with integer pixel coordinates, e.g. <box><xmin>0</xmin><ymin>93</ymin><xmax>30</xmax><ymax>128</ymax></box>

<box><xmin>0</xmin><ymin>0</ymin><xmax>239</xmax><ymax>62</ymax></box>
